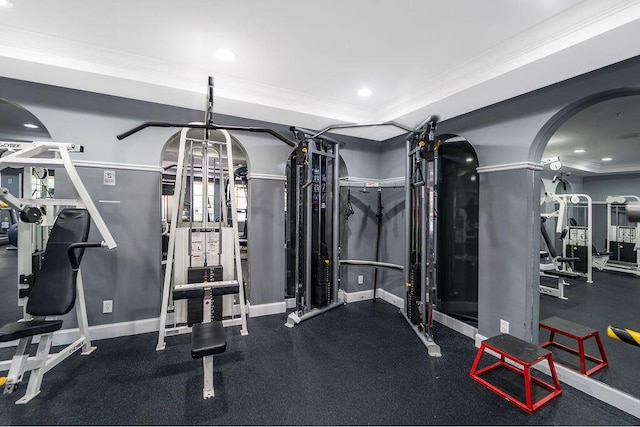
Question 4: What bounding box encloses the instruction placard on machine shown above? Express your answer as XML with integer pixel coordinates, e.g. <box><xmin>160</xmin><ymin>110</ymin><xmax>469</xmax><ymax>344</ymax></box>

<box><xmin>189</xmin><ymin>228</ymin><xmax>220</xmax><ymax>267</ymax></box>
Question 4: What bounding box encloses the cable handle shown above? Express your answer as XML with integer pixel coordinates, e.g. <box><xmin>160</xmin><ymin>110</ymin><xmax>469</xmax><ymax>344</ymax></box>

<box><xmin>67</xmin><ymin>241</ymin><xmax>105</xmax><ymax>270</ymax></box>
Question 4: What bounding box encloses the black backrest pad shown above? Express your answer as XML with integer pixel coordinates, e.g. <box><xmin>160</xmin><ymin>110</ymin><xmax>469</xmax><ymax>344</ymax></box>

<box><xmin>27</xmin><ymin>209</ymin><xmax>91</xmax><ymax>316</ymax></box>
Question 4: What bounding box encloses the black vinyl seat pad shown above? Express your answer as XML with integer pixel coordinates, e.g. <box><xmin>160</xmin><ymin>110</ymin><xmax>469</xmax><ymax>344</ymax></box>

<box><xmin>191</xmin><ymin>321</ymin><xmax>227</xmax><ymax>358</ymax></box>
<box><xmin>0</xmin><ymin>319</ymin><xmax>63</xmax><ymax>342</ymax></box>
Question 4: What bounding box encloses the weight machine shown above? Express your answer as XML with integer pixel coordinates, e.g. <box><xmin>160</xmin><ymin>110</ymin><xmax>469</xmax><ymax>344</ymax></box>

<box><xmin>283</xmin><ymin>120</ymin><xmax>428</xmax><ymax>328</ymax></box>
<box><xmin>0</xmin><ymin>142</ymin><xmax>117</xmax><ymax>309</ymax></box>
<box><xmin>605</xmin><ymin>195</ymin><xmax>640</xmax><ymax>276</ymax></box>
<box><xmin>117</xmin><ymin>77</ymin><xmax>297</xmax><ymax>357</ymax></box>
<box><xmin>285</xmin><ymin>128</ymin><xmax>342</xmax><ymax>326</ymax></box>
<box><xmin>404</xmin><ymin>118</ymin><xmax>442</xmax><ymax>357</ymax></box>
<box><xmin>539</xmin><ymin>192</ymin><xmax>583</xmax><ymax>299</ymax></box>
<box><xmin>555</xmin><ymin>194</ymin><xmax>592</xmax><ymax>283</ymax></box>
<box><xmin>155</xmin><ymin>125</ymin><xmax>249</xmax><ymax>350</ymax></box>
<box><xmin>284</xmin><ymin>118</ymin><xmax>445</xmax><ymax>357</ymax></box>
<box><xmin>0</xmin><ymin>141</ymin><xmax>116</xmax><ymax>404</ymax></box>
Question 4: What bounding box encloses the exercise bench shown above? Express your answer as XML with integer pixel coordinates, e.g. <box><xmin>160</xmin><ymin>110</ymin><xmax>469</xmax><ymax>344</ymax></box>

<box><xmin>539</xmin><ymin>316</ymin><xmax>608</xmax><ymax>376</ymax></box>
<box><xmin>539</xmin><ymin>268</ymin><xmax>581</xmax><ymax>300</ymax></box>
<box><xmin>173</xmin><ymin>280</ymin><xmax>239</xmax><ymax>399</ymax></box>
<box><xmin>470</xmin><ymin>333</ymin><xmax>562</xmax><ymax>414</ymax></box>
<box><xmin>191</xmin><ymin>321</ymin><xmax>226</xmax><ymax>398</ymax></box>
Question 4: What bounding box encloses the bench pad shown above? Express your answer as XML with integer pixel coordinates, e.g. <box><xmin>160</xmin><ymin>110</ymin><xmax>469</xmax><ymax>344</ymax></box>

<box><xmin>543</xmin><ymin>270</ymin><xmax>581</xmax><ymax>279</ymax></box>
<box><xmin>0</xmin><ymin>320</ymin><xmax>63</xmax><ymax>342</ymax></box>
<box><xmin>191</xmin><ymin>321</ymin><xmax>226</xmax><ymax>359</ymax></box>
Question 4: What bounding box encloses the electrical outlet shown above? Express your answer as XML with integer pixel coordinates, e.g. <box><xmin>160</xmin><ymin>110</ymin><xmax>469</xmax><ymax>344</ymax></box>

<box><xmin>103</xmin><ymin>300</ymin><xmax>113</xmax><ymax>314</ymax></box>
<box><xmin>500</xmin><ymin>319</ymin><xmax>509</xmax><ymax>334</ymax></box>
<box><xmin>358</xmin><ymin>275</ymin><xmax>364</xmax><ymax>285</ymax></box>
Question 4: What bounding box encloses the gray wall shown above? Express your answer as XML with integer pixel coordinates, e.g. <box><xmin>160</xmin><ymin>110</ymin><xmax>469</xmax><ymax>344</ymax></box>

<box><xmin>478</xmin><ymin>168</ymin><xmax>540</xmax><ymax>339</ymax></box>
<box><xmin>339</xmin><ymin>187</ymin><xmax>381</xmax><ymax>293</ymax></box>
<box><xmin>1</xmin><ymin>76</ymin><xmax>385</xmax><ymax>327</ymax></box>
<box><xmin>432</xmin><ymin>56</ymin><xmax>640</xmax><ymax>342</ymax></box>
<box><xmin>56</xmin><ymin>168</ymin><xmax>162</xmax><ymax>327</ymax></box>
<box><xmin>583</xmin><ymin>173</ymin><xmax>640</xmax><ymax>201</ymax></box>
<box><xmin>246</xmin><ymin>177</ymin><xmax>285</xmax><ymax>305</ymax></box>
<box><xmin>5</xmin><ymin>52</ymin><xmax>640</xmax><ymax>343</ymax></box>
<box><xmin>377</xmin><ymin>187</ymin><xmax>406</xmax><ymax>298</ymax></box>
<box><xmin>0</xmin><ymin>169</ymin><xmax>20</xmax><ymax>197</ymax></box>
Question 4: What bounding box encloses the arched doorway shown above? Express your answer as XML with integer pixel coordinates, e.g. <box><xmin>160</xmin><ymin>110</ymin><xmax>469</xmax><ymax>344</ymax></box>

<box><xmin>160</xmin><ymin>128</ymin><xmax>251</xmax><ymax>295</ymax></box>
<box><xmin>437</xmin><ymin>134</ymin><xmax>479</xmax><ymax>326</ymax></box>
<box><xmin>0</xmin><ymin>98</ymin><xmax>52</xmax><ymax>325</ymax></box>
<box><xmin>532</xmin><ymin>89</ymin><xmax>640</xmax><ymax>400</ymax></box>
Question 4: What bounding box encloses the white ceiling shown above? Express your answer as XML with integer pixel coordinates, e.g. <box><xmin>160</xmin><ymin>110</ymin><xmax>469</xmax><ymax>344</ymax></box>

<box><xmin>545</xmin><ymin>95</ymin><xmax>640</xmax><ymax>176</ymax></box>
<box><xmin>1</xmin><ymin>0</ymin><xmax>640</xmax><ymax>141</ymax></box>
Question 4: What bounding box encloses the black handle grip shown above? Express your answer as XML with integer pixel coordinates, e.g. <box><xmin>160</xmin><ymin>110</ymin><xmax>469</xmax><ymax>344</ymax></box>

<box><xmin>117</xmin><ymin>122</ymin><xmax>173</xmax><ymax>140</ymax></box>
<box><xmin>67</xmin><ymin>241</ymin><xmax>104</xmax><ymax>270</ymax></box>
<box><xmin>117</xmin><ymin>122</ymin><xmax>296</xmax><ymax>147</ymax></box>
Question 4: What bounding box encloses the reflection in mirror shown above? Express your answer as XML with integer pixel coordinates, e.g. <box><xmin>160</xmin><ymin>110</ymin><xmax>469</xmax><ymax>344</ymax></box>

<box><xmin>539</xmin><ymin>94</ymin><xmax>640</xmax><ymax>400</ymax></box>
<box><xmin>0</xmin><ymin>98</ymin><xmax>52</xmax><ymax>326</ymax></box>
<box><xmin>436</xmin><ymin>134</ymin><xmax>479</xmax><ymax>327</ymax></box>
<box><xmin>160</xmin><ymin>129</ymin><xmax>250</xmax><ymax>296</ymax></box>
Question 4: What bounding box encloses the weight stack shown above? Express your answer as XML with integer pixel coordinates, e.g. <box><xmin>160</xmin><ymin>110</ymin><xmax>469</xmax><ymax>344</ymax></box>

<box><xmin>408</xmin><ymin>264</ymin><xmax>421</xmax><ymax>325</ymax></box>
<box><xmin>186</xmin><ymin>265</ymin><xmax>224</xmax><ymax>325</ymax></box>
<box><xmin>312</xmin><ymin>253</ymin><xmax>330</xmax><ymax>308</ymax></box>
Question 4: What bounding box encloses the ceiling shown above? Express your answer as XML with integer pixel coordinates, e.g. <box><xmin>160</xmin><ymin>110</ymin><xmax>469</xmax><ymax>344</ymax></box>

<box><xmin>0</xmin><ymin>99</ymin><xmax>50</xmax><ymax>141</ymax></box>
<box><xmin>1</xmin><ymin>0</ymin><xmax>640</xmax><ymax>142</ymax></box>
<box><xmin>544</xmin><ymin>95</ymin><xmax>640</xmax><ymax>176</ymax></box>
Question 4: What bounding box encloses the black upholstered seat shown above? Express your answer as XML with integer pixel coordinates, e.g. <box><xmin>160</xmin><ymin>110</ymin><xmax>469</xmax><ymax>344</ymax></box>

<box><xmin>191</xmin><ymin>321</ymin><xmax>227</xmax><ymax>358</ymax></box>
<box><xmin>0</xmin><ymin>320</ymin><xmax>63</xmax><ymax>342</ymax></box>
<box><xmin>0</xmin><ymin>208</ymin><xmax>90</xmax><ymax>340</ymax></box>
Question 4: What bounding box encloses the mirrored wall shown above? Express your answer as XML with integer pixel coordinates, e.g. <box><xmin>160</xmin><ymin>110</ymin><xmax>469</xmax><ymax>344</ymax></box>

<box><xmin>539</xmin><ymin>93</ymin><xmax>640</xmax><ymax>399</ymax></box>
<box><xmin>0</xmin><ymin>98</ymin><xmax>52</xmax><ymax>326</ymax></box>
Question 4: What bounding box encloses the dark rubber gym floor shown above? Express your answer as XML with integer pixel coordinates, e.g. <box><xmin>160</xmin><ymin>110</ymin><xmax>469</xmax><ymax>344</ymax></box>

<box><xmin>0</xmin><ymin>301</ymin><xmax>638</xmax><ymax>425</ymax></box>
<box><xmin>1</xmin><ymin>297</ymin><xmax>638</xmax><ymax>425</ymax></box>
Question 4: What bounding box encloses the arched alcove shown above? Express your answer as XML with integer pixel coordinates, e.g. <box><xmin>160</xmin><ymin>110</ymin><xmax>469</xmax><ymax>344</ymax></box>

<box><xmin>437</xmin><ymin>133</ymin><xmax>479</xmax><ymax>326</ymax></box>
<box><xmin>532</xmin><ymin>89</ymin><xmax>640</xmax><ymax>400</ymax></box>
<box><xmin>159</xmin><ymin>128</ymin><xmax>251</xmax><ymax>295</ymax></box>
<box><xmin>0</xmin><ymin>97</ymin><xmax>53</xmax><ymax>326</ymax></box>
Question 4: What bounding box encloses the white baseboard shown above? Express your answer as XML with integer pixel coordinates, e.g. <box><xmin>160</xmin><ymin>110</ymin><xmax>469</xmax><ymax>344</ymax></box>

<box><xmin>0</xmin><ymin>319</ymin><xmax>157</xmax><ymax>349</ymax></box>
<box><xmin>56</xmin><ymin>318</ymin><xmax>159</xmax><ymax>346</ymax></box>
<box><xmin>432</xmin><ymin>310</ymin><xmax>478</xmax><ymax>340</ymax></box>
<box><xmin>285</xmin><ymin>297</ymin><xmax>296</xmax><ymax>309</ymax></box>
<box><xmin>343</xmin><ymin>289</ymin><xmax>374</xmax><ymax>303</ymax></box>
<box><xmin>376</xmin><ymin>288</ymin><xmax>404</xmax><ymax>308</ymax></box>
<box><xmin>248</xmin><ymin>301</ymin><xmax>286</xmax><ymax>317</ymax></box>
<box><xmin>475</xmin><ymin>333</ymin><xmax>488</xmax><ymax>348</ymax></box>
<box><xmin>341</xmin><ymin>288</ymin><xmax>404</xmax><ymax>308</ymax></box>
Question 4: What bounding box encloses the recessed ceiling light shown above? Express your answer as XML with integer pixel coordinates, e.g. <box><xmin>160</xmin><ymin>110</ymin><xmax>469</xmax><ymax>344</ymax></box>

<box><xmin>465</xmin><ymin>157</ymin><xmax>473</xmax><ymax>162</ymax></box>
<box><xmin>0</xmin><ymin>0</ymin><xmax>14</xmax><ymax>8</ymax></box>
<box><xmin>23</xmin><ymin>123</ymin><xmax>39</xmax><ymax>129</ymax></box>
<box><xmin>602</xmin><ymin>157</ymin><xmax>613</xmax><ymax>161</ymax></box>
<box><xmin>215</xmin><ymin>49</ymin><xmax>235</xmax><ymax>62</ymax></box>
<box><xmin>357</xmin><ymin>88</ymin><xmax>372</xmax><ymax>97</ymax></box>
<box><xmin>573</xmin><ymin>149</ymin><xmax>586</xmax><ymax>153</ymax></box>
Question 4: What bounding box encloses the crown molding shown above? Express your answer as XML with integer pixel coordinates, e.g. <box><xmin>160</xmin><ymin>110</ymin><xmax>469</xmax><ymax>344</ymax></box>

<box><xmin>0</xmin><ymin>24</ymin><xmax>374</xmax><ymax>124</ymax></box>
<box><xmin>1</xmin><ymin>1</ymin><xmax>640</xmax><ymax>139</ymax></box>
<box><xmin>379</xmin><ymin>0</ymin><xmax>640</xmax><ymax>121</ymax></box>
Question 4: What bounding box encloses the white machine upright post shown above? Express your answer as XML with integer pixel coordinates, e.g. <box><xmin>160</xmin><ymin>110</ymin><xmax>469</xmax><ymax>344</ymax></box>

<box><xmin>222</xmin><ymin>130</ymin><xmax>248</xmax><ymax>335</ymax></box>
<box><xmin>157</xmin><ymin>127</ymin><xmax>189</xmax><ymax>351</ymax></box>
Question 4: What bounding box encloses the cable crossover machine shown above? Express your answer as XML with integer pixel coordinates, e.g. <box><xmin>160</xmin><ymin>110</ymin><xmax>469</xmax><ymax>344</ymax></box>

<box><xmin>284</xmin><ymin>117</ymin><xmax>445</xmax><ymax>356</ymax></box>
